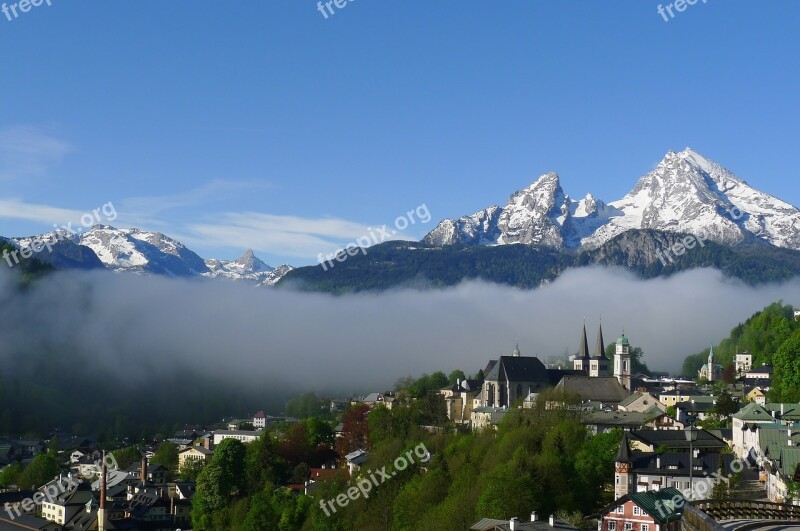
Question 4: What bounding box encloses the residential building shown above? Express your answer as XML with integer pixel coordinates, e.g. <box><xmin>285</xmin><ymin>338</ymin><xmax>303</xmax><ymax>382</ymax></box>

<box><xmin>614</xmin><ymin>434</ymin><xmax>734</xmax><ymax>500</ymax></box>
<box><xmin>765</xmin><ymin>446</ymin><xmax>800</xmax><ymax>503</ymax></box>
<box><xmin>179</xmin><ymin>446</ymin><xmax>214</xmax><ymax>470</ymax></box>
<box><xmin>627</xmin><ymin>429</ymin><xmax>728</xmax><ymax>454</ymax></box>
<box><xmin>745</xmin><ymin>387</ymin><xmax>766</xmax><ymax>406</ymax></box>
<box><xmin>471</xmin><ymin>406</ymin><xmax>508</xmax><ymax>431</ymax></box>
<box><xmin>441</xmin><ymin>378</ymin><xmax>483</xmax><ymax>425</ymax></box>
<box><xmin>253</xmin><ymin>411</ymin><xmax>266</xmax><ymax>429</ymax></box>
<box><xmin>581</xmin><ymin>410</ymin><xmax>666</xmax><ymax>435</ymax></box>
<box><xmin>600</xmin><ymin>488</ymin><xmax>685</xmax><ymax>531</ymax></box>
<box><xmin>212</xmin><ymin>430</ymin><xmax>260</xmax><ymax>445</ymax></box>
<box><xmin>732</xmin><ymin>403</ymin><xmax>776</xmax><ymax>459</ymax></box>
<box><xmin>735</xmin><ymin>353</ymin><xmax>753</xmax><ymax>376</ymax></box>
<box><xmin>618</xmin><ymin>392</ymin><xmax>666</xmax><ymax>414</ymax></box>
<box><xmin>470</xmin><ymin>513</ymin><xmax>579</xmax><ymax>530</ymax></box>
<box><xmin>745</xmin><ymin>364</ymin><xmax>774</xmax><ymax>381</ymax></box>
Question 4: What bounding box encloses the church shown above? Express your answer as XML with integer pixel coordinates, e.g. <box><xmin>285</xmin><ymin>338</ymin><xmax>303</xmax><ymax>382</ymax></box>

<box><xmin>698</xmin><ymin>346</ymin><xmax>724</xmax><ymax>382</ymax></box>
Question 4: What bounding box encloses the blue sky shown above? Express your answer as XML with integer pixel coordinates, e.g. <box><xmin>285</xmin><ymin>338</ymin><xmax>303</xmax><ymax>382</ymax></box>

<box><xmin>1</xmin><ymin>0</ymin><xmax>798</xmax><ymax>266</ymax></box>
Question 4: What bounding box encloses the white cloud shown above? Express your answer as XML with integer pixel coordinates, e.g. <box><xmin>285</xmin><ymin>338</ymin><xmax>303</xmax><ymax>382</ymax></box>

<box><xmin>0</xmin><ymin>125</ymin><xmax>71</xmax><ymax>180</ymax></box>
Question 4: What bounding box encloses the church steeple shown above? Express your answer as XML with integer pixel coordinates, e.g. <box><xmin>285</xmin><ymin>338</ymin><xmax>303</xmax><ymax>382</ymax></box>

<box><xmin>578</xmin><ymin>324</ymin><xmax>590</xmax><ymax>360</ymax></box>
<box><xmin>595</xmin><ymin>323</ymin><xmax>606</xmax><ymax>359</ymax></box>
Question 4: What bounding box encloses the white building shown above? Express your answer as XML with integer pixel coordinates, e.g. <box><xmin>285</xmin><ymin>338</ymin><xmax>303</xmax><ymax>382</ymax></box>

<box><xmin>735</xmin><ymin>352</ymin><xmax>753</xmax><ymax>375</ymax></box>
<box><xmin>212</xmin><ymin>430</ymin><xmax>260</xmax><ymax>445</ymax></box>
<box><xmin>253</xmin><ymin>411</ymin><xmax>266</xmax><ymax>429</ymax></box>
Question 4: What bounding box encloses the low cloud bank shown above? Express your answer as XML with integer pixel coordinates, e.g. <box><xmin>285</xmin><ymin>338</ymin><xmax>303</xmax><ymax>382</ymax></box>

<box><xmin>1</xmin><ymin>267</ymin><xmax>799</xmax><ymax>396</ymax></box>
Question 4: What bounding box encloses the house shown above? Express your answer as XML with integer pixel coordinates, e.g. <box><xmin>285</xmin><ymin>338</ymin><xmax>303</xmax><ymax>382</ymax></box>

<box><xmin>735</xmin><ymin>353</ymin><xmax>753</xmax><ymax>376</ymax></box>
<box><xmin>178</xmin><ymin>446</ymin><xmax>213</xmax><ymax>470</ymax></box>
<box><xmin>599</xmin><ymin>487</ymin><xmax>685</xmax><ymax>531</ymax></box>
<box><xmin>305</xmin><ymin>466</ymin><xmax>349</xmax><ymax>495</ymax></box>
<box><xmin>253</xmin><ymin>411</ymin><xmax>266</xmax><ymax>429</ymax></box>
<box><xmin>40</xmin><ymin>480</ymin><xmax>95</xmax><ymax>526</ymax></box>
<box><xmin>580</xmin><ymin>410</ymin><xmax>665</xmax><ymax>435</ymax></box>
<box><xmin>361</xmin><ymin>392</ymin><xmax>396</xmax><ymax>410</ymax></box>
<box><xmin>471</xmin><ymin>513</ymin><xmax>578</xmax><ymax>530</ymax></box>
<box><xmin>0</xmin><ymin>513</ymin><xmax>62</xmax><ymax>530</ymax></box>
<box><xmin>618</xmin><ymin>392</ymin><xmax>666</xmax><ymax>414</ymax></box>
<box><xmin>745</xmin><ymin>387</ymin><xmax>766</xmax><ymax>406</ymax></box>
<box><xmin>764</xmin><ymin>446</ymin><xmax>800</xmax><ymax>503</ymax></box>
<box><xmin>732</xmin><ymin>403</ymin><xmax>776</xmax><ymax>459</ymax></box>
<box><xmin>212</xmin><ymin>430</ymin><xmax>260</xmax><ymax>445</ymax></box>
<box><xmin>627</xmin><ymin>429</ymin><xmax>728</xmax><ymax>454</ymax></box>
<box><xmin>745</xmin><ymin>364</ymin><xmax>774</xmax><ymax>381</ymax></box>
<box><xmin>441</xmin><ymin>379</ymin><xmax>483</xmax><ymax>425</ymax></box>
<box><xmin>615</xmin><ymin>433</ymin><xmax>734</xmax><ymax>499</ymax></box>
<box><xmin>344</xmin><ymin>449</ymin><xmax>368</xmax><ymax>475</ymax></box>
<box><xmin>674</xmin><ymin>398</ymin><xmax>717</xmax><ymax>423</ymax></box>
<box><xmin>794</xmin><ymin>308</ymin><xmax>800</xmax><ymax>321</ymax></box>
<box><xmin>471</xmin><ymin>406</ymin><xmax>508</xmax><ymax>431</ymax></box>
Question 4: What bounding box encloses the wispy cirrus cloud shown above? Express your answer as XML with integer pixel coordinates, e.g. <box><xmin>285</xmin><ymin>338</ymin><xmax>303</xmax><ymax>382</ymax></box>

<box><xmin>0</xmin><ymin>125</ymin><xmax>72</xmax><ymax>180</ymax></box>
<box><xmin>184</xmin><ymin>212</ymin><xmax>388</xmax><ymax>258</ymax></box>
<box><xmin>0</xmin><ymin>198</ymin><xmax>94</xmax><ymax>231</ymax></box>
<box><xmin>120</xmin><ymin>180</ymin><xmax>274</xmax><ymax>227</ymax></box>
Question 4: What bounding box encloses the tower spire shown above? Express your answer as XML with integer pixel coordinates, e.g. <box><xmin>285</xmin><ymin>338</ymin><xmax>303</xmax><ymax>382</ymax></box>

<box><xmin>595</xmin><ymin>322</ymin><xmax>606</xmax><ymax>359</ymax></box>
<box><xmin>578</xmin><ymin>324</ymin><xmax>590</xmax><ymax>360</ymax></box>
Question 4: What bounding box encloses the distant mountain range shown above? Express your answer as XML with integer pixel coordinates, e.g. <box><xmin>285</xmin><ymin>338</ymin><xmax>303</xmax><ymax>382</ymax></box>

<box><xmin>282</xmin><ymin>148</ymin><xmax>800</xmax><ymax>291</ymax></box>
<box><xmin>4</xmin><ymin>148</ymin><xmax>800</xmax><ymax>291</ymax></box>
<box><xmin>5</xmin><ymin>226</ymin><xmax>293</xmax><ymax>286</ymax></box>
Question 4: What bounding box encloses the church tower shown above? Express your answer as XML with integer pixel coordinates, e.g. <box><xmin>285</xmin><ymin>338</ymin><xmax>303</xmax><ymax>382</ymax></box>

<box><xmin>614</xmin><ymin>433</ymin><xmax>633</xmax><ymax>499</ymax></box>
<box><xmin>707</xmin><ymin>346</ymin><xmax>715</xmax><ymax>382</ymax></box>
<box><xmin>573</xmin><ymin>324</ymin><xmax>591</xmax><ymax>373</ymax></box>
<box><xmin>614</xmin><ymin>334</ymin><xmax>631</xmax><ymax>390</ymax></box>
<box><xmin>591</xmin><ymin>324</ymin><xmax>609</xmax><ymax>377</ymax></box>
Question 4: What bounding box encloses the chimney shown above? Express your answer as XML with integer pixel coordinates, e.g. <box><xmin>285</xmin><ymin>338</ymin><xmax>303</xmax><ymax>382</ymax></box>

<box><xmin>549</xmin><ymin>514</ymin><xmax>556</xmax><ymax>527</ymax></box>
<box><xmin>531</xmin><ymin>511</ymin><xmax>538</xmax><ymax>522</ymax></box>
<box><xmin>781</xmin><ymin>404</ymin><xmax>785</xmax><ymax>416</ymax></box>
<box><xmin>656</xmin><ymin>456</ymin><xmax>661</xmax><ymax>469</ymax></box>
<box><xmin>509</xmin><ymin>517</ymin><xmax>518</xmax><ymax>530</ymax></box>
<box><xmin>170</xmin><ymin>494</ymin><xmax>175</xmax><ymax>518</ymax></box>
<box><xmin>141</xmin><ymin>454</ymin><xmax>147</xmax><ymax>483</ymax></box>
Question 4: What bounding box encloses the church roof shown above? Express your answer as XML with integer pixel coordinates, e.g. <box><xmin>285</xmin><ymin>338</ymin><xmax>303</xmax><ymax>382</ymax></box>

<box><xmin>496</xmin><ymin>356</ymin><xmax>549</xmax><ymax>383</ymax></box>
<box><xmin>555</xmin><ymin>376</ymin><xmax>630</xmax><ymax>404</ymax></box>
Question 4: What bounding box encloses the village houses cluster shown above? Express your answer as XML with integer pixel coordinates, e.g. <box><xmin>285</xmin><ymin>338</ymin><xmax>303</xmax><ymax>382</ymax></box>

<box><xmin>1</xmin><ymin>312</ymin><xmax>800</xmax><ymax>530</ymax></box>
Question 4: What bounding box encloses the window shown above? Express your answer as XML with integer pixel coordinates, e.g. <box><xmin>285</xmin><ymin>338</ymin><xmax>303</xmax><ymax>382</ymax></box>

<box><xmin>608</xmin><ymin>523</ymin><xmax>616</xmax><ymax>530</ymax></box>
<box><xmin>633</xmin><ymin>506</ymin><xmax>641</xmax><ymax>516</ymax></box>
<box><xmin>617</xmin><ymin>506</ymin><xmax>624</xmax><ymax>514</ymax></box>
<box><xmin>624</xmin><ymin>524</ymin><xmax>633</xmax><ymax>531</ymax></box>
<box><xmin>642</xmin><ymin>525</ymin><xmax>649</xmax><ymax>531</ymax></box>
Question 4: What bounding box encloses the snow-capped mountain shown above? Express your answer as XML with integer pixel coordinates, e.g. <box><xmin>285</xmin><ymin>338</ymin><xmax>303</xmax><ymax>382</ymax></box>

<box><xmin>79</xmin><ymin>225</ymin><xmax>210</xmax><ymax>277</ymax></box>
<box><xmin>424</xmin><ymin>148</ymin><xmax>800</xmax><ymax>251</ymax></box>
<box><xmin>259</xmin><ymin>264</ymin><xmax>295</xmax><ymax>286</ymax></box>
<box><xmin>5</xmin><ymin>225</ymin><xmax>294</xmax><ymax>286</ymax></box>
<box><xmin>204</xmin><ymin>249</ymin><xmax>278</xmax><ymax>283</ymax></box>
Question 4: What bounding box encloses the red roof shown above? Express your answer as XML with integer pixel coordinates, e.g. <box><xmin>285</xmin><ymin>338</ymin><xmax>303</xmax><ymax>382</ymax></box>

<box><xmin>254</xmin><ymin>411</ymin><xmax>266</xmax><ymax>418</ymax></box>
<box><xmin>309</xmin><ymin>468</ymin><xmax>348</xmax><ymax>481</ymax></box>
